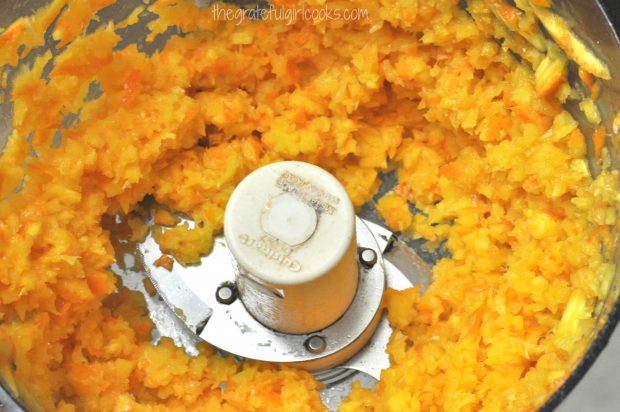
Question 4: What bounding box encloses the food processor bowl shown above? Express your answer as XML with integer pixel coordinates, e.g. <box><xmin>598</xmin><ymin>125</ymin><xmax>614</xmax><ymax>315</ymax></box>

<box><xmin>1</xmin><ymin>1</ymin><xmax>620</xmax><ymax>411</ymax></box>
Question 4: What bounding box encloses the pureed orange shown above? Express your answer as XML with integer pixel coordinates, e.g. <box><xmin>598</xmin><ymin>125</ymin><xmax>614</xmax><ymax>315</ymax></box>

<box><xmin>0</xmin><ymin>0</ymin><xmax>617</xmax><ymax>411</ymax></box>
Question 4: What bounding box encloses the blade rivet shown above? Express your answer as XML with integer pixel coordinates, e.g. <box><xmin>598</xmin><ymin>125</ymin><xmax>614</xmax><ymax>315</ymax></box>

<box><xmin>359</xmin><ymin>248</ymin><xmax>377</xmax><ymax>268</ymax></box>
<box><xmin>216</xmin><ymin>283</ymin><xmax>237</xmax><ymax>305</ymax></box>
<box><xmin>305</xmin><ymin>335</ymin><xmax>326</xmax><ymax>354</ymax></box>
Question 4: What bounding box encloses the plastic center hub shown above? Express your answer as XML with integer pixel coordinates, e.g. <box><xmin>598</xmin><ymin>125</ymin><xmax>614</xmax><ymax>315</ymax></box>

<box><xmin>224</xmin><ymin>161</ymin><xmax>359</xmax><ymax>333</ymax></box>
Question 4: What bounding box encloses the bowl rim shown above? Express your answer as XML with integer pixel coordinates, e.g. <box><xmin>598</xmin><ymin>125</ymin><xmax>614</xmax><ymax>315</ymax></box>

<box><xmin>538</xmin><ymin>2</ymin><xmax>620</xmax><ymax>410</ymax></box>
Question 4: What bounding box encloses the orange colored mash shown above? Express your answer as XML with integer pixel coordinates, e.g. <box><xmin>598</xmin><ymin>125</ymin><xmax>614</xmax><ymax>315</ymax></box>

<box><xmin>0</xmin><ymin>0</ymin><xmax>617</xmax><ymax>411</ymax></box>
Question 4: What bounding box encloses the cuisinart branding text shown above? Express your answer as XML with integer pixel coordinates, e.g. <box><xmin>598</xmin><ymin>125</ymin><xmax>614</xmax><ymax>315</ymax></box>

<box><xmin>276</xmin><ymin>171</ymin><xmax>340</xmax><ymax>214</ymax></box>
<box><xmin>238</xmin><ymin>234</ymin><xmax>302</xmax><ymax>272</ymax></box>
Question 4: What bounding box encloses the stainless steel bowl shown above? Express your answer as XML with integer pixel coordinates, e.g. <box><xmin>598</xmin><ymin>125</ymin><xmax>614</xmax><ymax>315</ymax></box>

<box><xmin>1</xmin><ymin>1</ymin><xmax>619</xmax><ymax>411</ymax></box>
